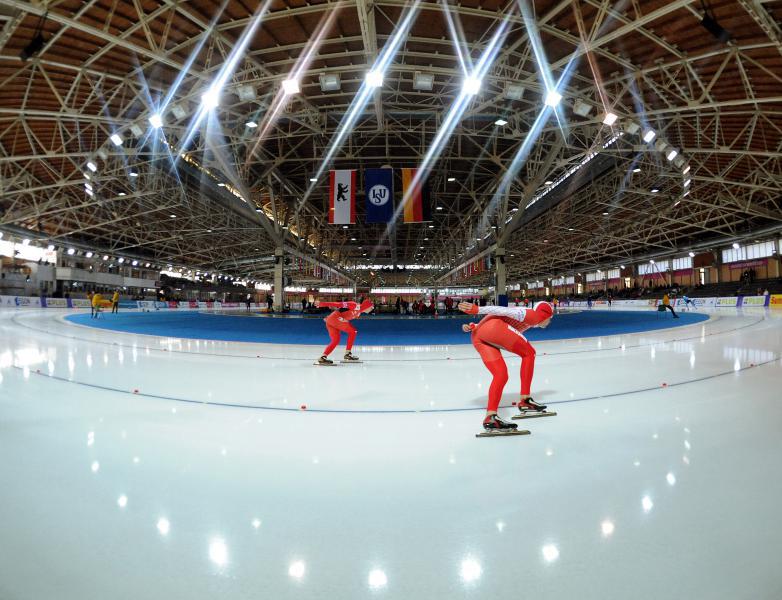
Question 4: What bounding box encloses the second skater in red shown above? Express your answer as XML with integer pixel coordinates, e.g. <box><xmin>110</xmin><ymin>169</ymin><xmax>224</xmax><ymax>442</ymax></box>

<box><xmin>316</xmin><ymin>299</ymin><xmax>374</xmax><ymax>365</ymax></box>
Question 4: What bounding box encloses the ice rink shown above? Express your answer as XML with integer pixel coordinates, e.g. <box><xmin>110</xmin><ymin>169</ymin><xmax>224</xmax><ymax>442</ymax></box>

<box><xmin>1</xmin><ymin>306</ymin><xmax>781</xmax><ymax>600</ymax></box>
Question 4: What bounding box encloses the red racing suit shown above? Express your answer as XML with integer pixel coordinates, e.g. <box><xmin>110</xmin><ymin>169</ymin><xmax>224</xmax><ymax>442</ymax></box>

<box><xmin>321</xmin><ymin>302</ymin><xmax>363</xmax><ymax>355</ymax></box>
<box><xmin>468</xmin><ymin>305</ymin><xmax>548</xmax><ymax>411</ymax></box>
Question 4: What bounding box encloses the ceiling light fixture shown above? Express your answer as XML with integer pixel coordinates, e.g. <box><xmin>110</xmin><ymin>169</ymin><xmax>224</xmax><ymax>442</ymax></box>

<box><xmin>282</xmin><ymin>79</ymin><xmax>300</xmax><ymax>95</ymax></box>
<box><xmin>110</xmin><ymin>134</ymin><xmax>123</xmax><ymax>146</ymax></box>
<box><xmin>463</xmin><ymin>77</ymin><xmax>482</xmax><ymax>96</ymax></box>
<box><xmin>602</xmin><ymin>112</ymin><xmax>618</xmax><ymax>126</ymax></box>
<box><xmin>544</xmin><ymin>90</ymin><xmax>562</xmax><ymax>107</ymax></box>
<box><xmin>366</xmin><ymin>70</ymin><xmax>384</xmax><ymax>88</ymax></box>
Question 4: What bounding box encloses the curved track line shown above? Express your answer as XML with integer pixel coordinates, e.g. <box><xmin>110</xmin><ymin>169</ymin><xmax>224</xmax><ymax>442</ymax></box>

<box><xmin>8</xmin><ymin>353</ymin><xmax>778</xmax><ymax>415</ymax></box>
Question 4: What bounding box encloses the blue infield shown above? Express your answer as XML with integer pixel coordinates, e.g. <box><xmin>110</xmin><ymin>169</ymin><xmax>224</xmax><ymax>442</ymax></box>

<box><xmin>64</xmin><ymin>309</ymin><xmax>709</xmax><ymax>345</ymax></box>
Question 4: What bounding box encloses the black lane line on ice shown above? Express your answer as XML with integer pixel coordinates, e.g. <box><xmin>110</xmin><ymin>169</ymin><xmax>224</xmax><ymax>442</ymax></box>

<box><xmin>8</xmin><ymin>353</ymin><xmax>779</xmax><ymax>415</ymax></box>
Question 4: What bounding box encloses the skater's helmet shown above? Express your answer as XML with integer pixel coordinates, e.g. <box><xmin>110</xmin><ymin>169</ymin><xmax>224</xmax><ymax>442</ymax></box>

<box><xmin>534</xmin><ymin>301</ymin><xmax>554</xmax><ymax>320</ymax></box>
<box><xmin>360</xmin><ymin>299</ymin><xmax>374</xmax><ymax>312</ymax></box>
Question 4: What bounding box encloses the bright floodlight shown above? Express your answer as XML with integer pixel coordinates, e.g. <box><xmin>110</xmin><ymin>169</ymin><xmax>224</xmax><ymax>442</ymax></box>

<box><xmin>282</xmin><ymin>79</ymin><xmax>300</xmax><ymax>95</ymax></box>
<box><xmin>732</xmin><ymin>242</ymin><xmax>740</xmax><ymax>249</ymax></box>
<box><xmin>110</xmin><ymin>134</ymin><xmax>123</xmax><ymax>146</ymax></box>
<box><xmin>148</xmin><ymin>113</ymin><xmax>163</xmax><ymax>128</ymax></box>
<box><xmin>201</xmin><ymin>88</ymin><xmax>220</xmax><ymax>109</ymax></box>
<box><xmin>366</xmin><ymin>70</ymin><xmax>384</xmax><ymax>88</ymax></box>
<box><xmin>463</xmin><ymin>77</ymin><xmax>482</xmax><ymax>96</ymax></box>
<box><xmin>544</xmin><ymin>90</ymin><xmax>562</xmax><ymax>107</ymax></box>
<box><xmin>643</xmin><ymin>129</ymin><xmax>656</xmax><ymax>142</ymax></box>
<box><xmin>494</xmin><ymin>118</ymin><xmax>508</xmax><ymax>126</ymax></box>
<box><xmin>688</xmin><ymin>251</ymin><xmax>695</xmax><ymax>257</ymax></box>
<box><xmin>683</xmin><ymin>178</ymin><xmax>691</xmax><ymax>187</ymax></box>
<box><xmin>447</xmin><ymin>177</ymin><xmax>456</xmax><ymax>182</ymax></box>
<box><xmin>666</xmin><ymin>149</ymin><xmax>678</xmax><ymax>161</ymax></box>
<box><xmin>602</xmin><ymin>112</ymin><xmax>618</xmax><ymax>126</ymax></box>
<box><xmin>86</xmin><ymin>161</ymin><xmax>97</xmax><ymax>172</ymax></box>
<box><xmin>245</xmin><ymin>121</ymin><xmax>258</xmax><ymax>128</ymax></box>
<box><xmin>683</xmin><ymin>165</ymin><xmax>691</xmax><ymax>175</ymax></box>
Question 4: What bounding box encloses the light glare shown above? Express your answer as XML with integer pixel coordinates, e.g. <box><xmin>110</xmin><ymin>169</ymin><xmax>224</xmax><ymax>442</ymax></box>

<box><xmin>544</xmin><ymin>90</ymin><xmax>562</xmax><ymax>107</ymax></box>
<box><xmin>148</xmin><ymin>113</ymin><xmax>163</xmax><ymax>128</ymax></box>
<box><xmin>366</xmin><ymin>70</ymin><xmax>384</xmax><ymax>88</ymax></box>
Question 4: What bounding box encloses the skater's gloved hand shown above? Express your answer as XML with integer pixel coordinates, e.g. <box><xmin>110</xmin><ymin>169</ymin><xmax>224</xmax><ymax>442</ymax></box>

<box><xmin>461</xmin><ymin>323</ymin><xmax>477</xmax><ymax>333</ymax></box>
<box><xmin>458</xmin><ymin>302</ymin><xmax>479</xmax><ymax>315</ymax></box>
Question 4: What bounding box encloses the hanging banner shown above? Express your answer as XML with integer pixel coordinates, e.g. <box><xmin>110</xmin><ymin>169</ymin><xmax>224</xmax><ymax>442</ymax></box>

<box><xmin>328</xmin><ymin>170</ymin><xmax>356</xmax><ymax>224</ymax></box>
<box><xmin>401</xmin><ymin>167</ymin><xmax>431</xmax><ymax>223</ymax></box>
<box><xmin>365</xmin><ymin>168</ymin><xmax>394</xmax><ymax>223</ymax></box>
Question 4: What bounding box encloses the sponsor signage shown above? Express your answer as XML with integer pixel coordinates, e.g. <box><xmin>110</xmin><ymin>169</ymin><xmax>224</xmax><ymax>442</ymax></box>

<box><xmin>740</xmin><ymin>295</ymin><xmax>768</xmax><ymax>307</ymax></box>
<box><xmin>770</xmin><ymin>294</ymin><xmax>782</xmax><ymax>306</ymax></box>
<box><xmin>716</xmin><ymin>297</ymin><xmax>738</xmax><ymax>307</ymax></box>
<box><xmin>43</xmin><ymin>298</ymin><xmax>68</xmax><ymax>308</ymax></box>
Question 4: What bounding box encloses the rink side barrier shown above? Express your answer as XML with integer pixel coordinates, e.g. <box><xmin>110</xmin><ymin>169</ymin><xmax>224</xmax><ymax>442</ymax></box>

<box><xmin>0</xmin><ymin>294</ymin><xmax>774</xmax><ymax>310</ymax></box>
<box><xmin>0</xmin><ymin>295</ymin><xmax>284</xmax><ymax>311</ymax></box>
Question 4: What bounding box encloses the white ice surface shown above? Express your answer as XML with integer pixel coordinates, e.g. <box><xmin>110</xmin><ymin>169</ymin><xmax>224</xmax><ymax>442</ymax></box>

<box><xmin>1</xmin><ymin>307</ymin><xmax>781</xmax><ymax>599</ymax></box>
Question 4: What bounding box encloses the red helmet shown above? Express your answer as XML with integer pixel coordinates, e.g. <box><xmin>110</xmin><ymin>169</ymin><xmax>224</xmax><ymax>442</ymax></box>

<box><xmin>534</xmin><ymin>301</ymin><xmax>553</xmax><ymax>319</ymax></box>
<box><xmin>360</xmin><ymin>299</ymin><xmax>374</xmax><ymax>312</ymax></box>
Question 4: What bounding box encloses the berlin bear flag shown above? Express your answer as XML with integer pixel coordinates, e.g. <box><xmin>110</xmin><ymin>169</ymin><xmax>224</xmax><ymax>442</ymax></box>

<box><xmin>328</xmin><ymin>170</ymin><xmax>355</xmax><ymax>224</ymax></box>
<box><xmin>365</xmin><ymin>168</ymin><xmax>394</xmax><ymax>223</ymax></box>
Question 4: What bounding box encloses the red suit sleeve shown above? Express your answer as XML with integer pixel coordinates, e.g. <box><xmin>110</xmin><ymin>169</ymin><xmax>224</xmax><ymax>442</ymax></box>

<box><xmin>320</xmin><ymin>301</ymin><xmax>358</xmax><ymax>309</ymax></box>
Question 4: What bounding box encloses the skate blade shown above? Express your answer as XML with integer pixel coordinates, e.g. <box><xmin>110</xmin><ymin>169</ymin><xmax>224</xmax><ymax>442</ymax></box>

<box><xmin>313</xmin><ymin>362</ymin><xmax>338</xmax><ymax>366</ymax></box>
<box><xmin>476</xmin><ymin>429</ymin><xmax>531</xmax><ymax>438</ymax></box>
<box><xmin>512</xmin><ymin>411</ymin><xmax>557</xmax><ymax>420</ymax></box>
<box><xmin>340</xmin><ymin>360</ymin><xmax>363</xmax><ymax>364</ymax></box>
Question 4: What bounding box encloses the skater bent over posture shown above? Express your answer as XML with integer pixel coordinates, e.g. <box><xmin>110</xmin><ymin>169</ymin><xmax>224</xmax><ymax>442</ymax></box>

<box><xmin>459</xmin><ymin>300</ymin><xmax>554</xmax><ymax>433</ymax></box>
<box><xmin>317</xmin><ymin>299</ymin><xmax>374</xmax><ymax>364</ymax></box>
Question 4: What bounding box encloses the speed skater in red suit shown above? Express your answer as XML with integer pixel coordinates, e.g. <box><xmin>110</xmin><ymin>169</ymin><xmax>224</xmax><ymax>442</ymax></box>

<box><xmin>316</xmin><ymin>299</ymin><xmax>374</xmax><ymax>365</ymax></box>
<box><xmin>458</xmin><ymin>300</ymin><xmax>554</xmax><ymax>433</ymax></box>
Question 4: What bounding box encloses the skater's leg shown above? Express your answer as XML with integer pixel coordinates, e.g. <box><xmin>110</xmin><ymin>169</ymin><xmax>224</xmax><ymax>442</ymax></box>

<box><xmin>472</xmin><ymin>336</ymin><xmax>506</xmax><ymax>414</ymax></box>
<box><xmin>344</xmin><ymin>324</ymin><xmax>357</xmax><ymax>351</ymax></box>
<box><xmin>322</xmin><ymin>325</ymin><xmax>341</xmax><ymax>356</ymax></box>
<box><xmin>509</xmin><ymin>337</ymin><xmax>536</xmax><ymax>398</ymax></box>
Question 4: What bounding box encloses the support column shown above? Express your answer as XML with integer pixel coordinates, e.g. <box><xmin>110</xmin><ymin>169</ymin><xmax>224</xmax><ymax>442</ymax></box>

<box><xmin>495</xmin><ymin>248</ymin><xmax>507</xmax><ymax>306</ymax></box>
<box><xmin>274</xmin><ymin>246</ymin><xmax>284</xmax><ymax>311</ymax></box>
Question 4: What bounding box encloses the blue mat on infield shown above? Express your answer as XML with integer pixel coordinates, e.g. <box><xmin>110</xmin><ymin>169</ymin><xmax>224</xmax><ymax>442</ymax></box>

<box><xmin>65</xmin><ymin>309</ymin><xmax>709</xmax><ymax>345</ymax></box>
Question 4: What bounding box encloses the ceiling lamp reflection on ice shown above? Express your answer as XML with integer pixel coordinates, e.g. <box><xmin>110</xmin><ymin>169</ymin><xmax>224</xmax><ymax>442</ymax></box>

<box><xmin>368</xmin><ymin>569</ymin><xmax>388</xmax><ymax>590</ymax></box>
<box><xmin>544</xmin><ymin>90</ymin><xmax>562</xmax><ymax>107</ymax></box>
<box><xmin>460</xmin><ymin>557</ymin><xmax>482</xmax><ymax>583</ymax></box>
<box><xmin>288</xmin><ymin>560</ymin><xmax>306</xmax><ymax>579</ymax></box>
<box><xmin>541</xmin><ymin>544</ymin><xmax>559</xmax><ymax>562</ymax></box>
<box><xmin>209</xmin><ymin>538</ymin><xmax>228</xmax><ymax>566</ymax></box>
<box><xmin>366</xmin><ymin>70</ymin><xmax>384</xmax><ymax>88</ymax></box>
